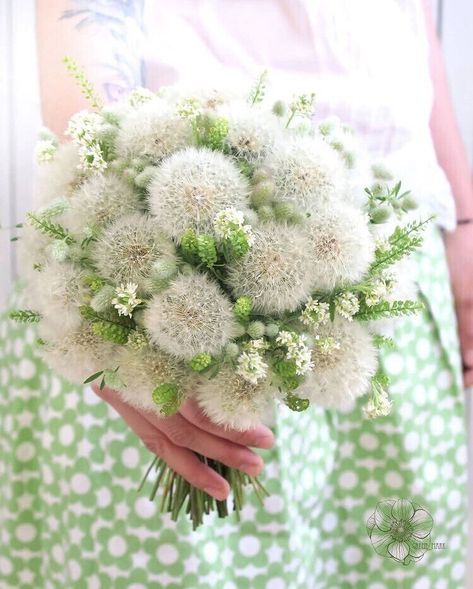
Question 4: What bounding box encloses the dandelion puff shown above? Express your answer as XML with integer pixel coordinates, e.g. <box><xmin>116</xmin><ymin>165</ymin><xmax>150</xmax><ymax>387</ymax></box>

<box><xmin>115</xmin><ymin>345</ymin><xmax>192</xmax><ymax>413</ymax></box>
<box><xmin>194</xmin><ymin>367</ymin><xmax>279</xmax><ymax>430</ymax></box>
<box><xmin>63</xmin><ymin>172</ymin><xmax>142</xmax><ymax>234</ymax></box>
<box><xmin>144</xmin><ymin>272</ymin><xmax>238</xmax><ymax>360</ymax></box>
<box><xmin>305</xmin><ymin>204</ymin><xmax>375</xmax><ymax>291</ymax></box>
<box><xmin>91</xmin><ymin>214</ymin><xmax>175</xmax><ymax>287</ymax></box>
<box><xmin>295</xmin><ymin>317</ymin><xmax>378</xmax><ymax>408</ymax></box>
<box><xmin>35</xmin><ymin>143</ymin><xmax>83</xmax><ymax>206</ymax></box>
<box><xmin>219</xmin><ymin>102</ymin><xmax>281</xmax><ymax>163</ymax></box>
<box><xmin>39</xmin><ymin>322</ymin><xmax>117</xmax><ymax>384</ymax></box>
<box><xmin>17</xmin><ymin>224</ymin><xmax>52</xmax><ymax>284</ymax></box>
<box><xmin>148</xmin><ymin>147</ymin><xmax>250</xmax><ymax>240</ymax></box>
<box><xmin>116</xmin><ymin>99</ymin><xmax>193</xmax><ymax>163</ymax></box>
<box><xmin>226</xmin><ymin>222</ymin><xmax>314</xmax><ymax>314</ymax></box>
<box><xmin>33</xmin><ymin>260</ymin><xmax>88</xmax><ymax>334</ymax></box>
<box><xmin>263</xmin><ymin>136</ymin><xmax>347</xmax><ymax>212</ymax></box>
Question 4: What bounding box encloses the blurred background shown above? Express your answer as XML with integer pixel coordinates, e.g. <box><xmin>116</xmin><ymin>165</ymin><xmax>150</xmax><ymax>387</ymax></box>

<box><xmin>1</xmin><ymin>0</ymin><xmax>473</xmax><ymax>581</ymax></box>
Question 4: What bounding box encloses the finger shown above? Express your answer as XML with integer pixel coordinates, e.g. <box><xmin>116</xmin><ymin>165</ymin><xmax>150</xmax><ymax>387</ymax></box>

<box><xmin>179</xmin><ymin>397</ymin><xmax>275</xmax><ymax>449</ymax></box>
<box><xmin>463</xmin><ymin>368</ymin><xmax>473</xmax><ymax>389</ymax></box>
<box><xmin>139</xmin><ymin>408</ymin><xmax>264</xmax><ymax>477</ymax></box>
<box><xmin>92</xmin><ymin>385</ymin><xmax>230</xmax><ymax>499</ymax></box>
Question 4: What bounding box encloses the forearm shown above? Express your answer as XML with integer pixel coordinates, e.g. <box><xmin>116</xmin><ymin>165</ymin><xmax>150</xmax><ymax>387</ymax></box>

<box><xmin>36</xmin><ymin>0</ymin><xmax>146</xmax><ymax>137</ymax></box>
<box><xmin>422</xmin><ymin>0</ymin><xmax>473</xmax><ymax>220</ymax></box>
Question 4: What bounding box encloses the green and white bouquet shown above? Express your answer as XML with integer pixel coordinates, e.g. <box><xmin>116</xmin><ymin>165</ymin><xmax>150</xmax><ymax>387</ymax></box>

<box><xmin>11</xmin><ymin>68</ymin><xmax>430</xmax><ymax>528</ymax></box>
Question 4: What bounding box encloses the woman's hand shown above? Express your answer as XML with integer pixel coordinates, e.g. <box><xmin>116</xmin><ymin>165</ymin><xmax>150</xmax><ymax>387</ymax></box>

<box><xmin>92</xmin><ymin>384</ymin><xmax>275</xmax><ymax>500</ymax></box>
<box><xmin>444</xmin><ymin>224</ymin><xmax>473</xmax><ymax>387</ymax></box>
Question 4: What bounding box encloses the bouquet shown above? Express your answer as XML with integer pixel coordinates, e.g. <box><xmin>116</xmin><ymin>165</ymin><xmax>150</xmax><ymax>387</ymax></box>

<box><xmin>11</xmin><ymin>66</ymin><xmax>430</xmax><ymax>528</ymax></box>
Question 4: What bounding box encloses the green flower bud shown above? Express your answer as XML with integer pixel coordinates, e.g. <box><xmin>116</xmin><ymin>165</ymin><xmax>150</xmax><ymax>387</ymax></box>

<box><xmin>134</xmin><ymin>166</ymin><xmax>156</xmax><ymax>188</ymax></box>
<box><xmin>90</xmin><ymin>285</ymin><xmax>116</xmax><ymax>313</ymax></box>
<box><xmin>251</xmin><ymin>180</ymin><xmax>274</xmax><ymax>207</ymax></box>
<box><xmin>370</xmin><ymin>205</ymin><xmax>392</xmax><ymax>224</ymax></box>
<box><xmin>330</xmin><ymin>140</ymin><xmax>344</xmax><ymax>152</ymax></box>
<box><xmin>272</xmin><ymin>100</ymin><xmax>286</xmax><ymax>117</ymax></box>
<box><xmin>274</xmin><ymin>201</ymin><xmax>295</xmax><ymax>221</ymax></box>
<box><xmin>196</xmin><ymin>234</ymin><xmax>218</xmax><ymax>268</ymax></box>
<box><xmin>400</xmin><ymin>194</ymin><xmax>418</xmax><ymax>211</ymax></box>
<box><xmin>233</xmin><ymin>296</ymin><xmax>253</xmax><ymax>321</ymax></box>
<box><xmin>92</xmin><ymin>321</ymin><xmax>129</xmax><ymax>344</ymax></box>
<box><xmin>224</xmin><ymin>342</ymin><xmax>240</xmax><ymax>359</ymax></box>
<box><xmin>319</xmin><ymin>120</ymin><xmax>334</xmax><ymax>136</ymax></box>
<box><xmin>152</xmin><ymin>382</ymin><xmax>182</xmax><ymax>416</ymax></box>
<box><xmin>257</xmin><ymin>205</ymin><xmax>275</xmax><ymax>221</ymax></box>
<box><xmin>265</xmin><ymin>323</ymin><xmax>279</xmax><ymax>338</ymax></box>
<box><xmin>126</xmin><ymin>330</ymin><xmax>148</xmax><ymax>350</ymax></box>
<box><xmin>252</xmin><ymin>167</ymin><xmax>271</xmax><ymax>184</ymax></box>
<box><xmin>152</xmin><ymin>258</ymin><xmax>178</xmax><ymax>281</ymax></box>
<box><xmin>371</xmin><ymin>163</ymin><xmax>393</xmax><ymax>181</ymax></box>
<box><xmin>189</xmin><ymin>352</ymin><xmax>213</xmax><ymax>372</ymax></box>
<box><xmin>246</xmin><ymin>320</ymin><xmax>265</xmax><ymax>339</ymax></box>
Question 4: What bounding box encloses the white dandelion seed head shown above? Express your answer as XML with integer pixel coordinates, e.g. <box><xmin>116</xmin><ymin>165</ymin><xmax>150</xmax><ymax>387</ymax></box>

<box><xmin>91</xmin><ymin>214</ymin><xmax>175</xmax><ymax>287</ymax></box>
<box><xmin>116</xmin><ymin>99</ymin><xmax>193</xmax><ymax>163</ymax></box>
<box><xmin>226</xmin><ymin>222</ymin><xmax>314</xmax><ymax>314</ymax></box>
<box><xmin>115</xmin><ymin>345</ymin><xmax>192</xmax><ymax>413</ymax></box>
<box><xmin>148</xmin><ymin>147</ymin><xmax>250</xmax><ymax>240</ymax></box>
<box><xmin>144</xmin><ymin>272</ymin><xmax>239</xmax><ymax>360</ymax></box>
<box><xmin>296</xmin><ymin>316</ymin><xmax>378</xmax><ymax>408</ymax></box>
<box><xmin>263</xmin><ymin>136</ymin><xmax>347</xmax><ymax>213</ymax></box>
<box><xmin>32</xmin><ymin>260</ymin><xmax>88</xmax><ymax>335</ymax></box>
<box><xmin>305</xmin><ymin>204</ymin><xmax>375</xmax><ymax>291</ymax></box>
<box><xmin>218</xmin><ymin>102</ymin><xmax>281</xmax><ymax>163</ymax></box>
<box><xmin>194</xmin><ymin>366</ymin><xmax>279</xmax><ymax>431</ymax></box>
<box><xmin>35</xmin><ymin>143</ymin><xmax>83</xmax><ymax>206</ymax></box>
<box><xmin>62</xmin><ymin>172</ymin><xmax>142</xmax><ymax>234</ymax></box>
<box><xmin>39</xmin><ymin>322</ymin><xmax>117</xmax><ymax>384</ymax></box>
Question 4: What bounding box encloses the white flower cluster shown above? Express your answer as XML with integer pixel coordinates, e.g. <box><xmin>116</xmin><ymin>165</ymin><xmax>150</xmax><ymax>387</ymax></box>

<box><xmin>213</xmin><ymin>208</ymin><xmax>254</xmax><ymax>245</ymax></box>
<box><xmin>65</xmin><ymin>110</ymin><xmax>107</xmax><ymax>172</ymax></box>
<box><xmin>276</xmin><ymin>331</ymin><xmax>314</xmax><ymax>376</ymax></box>
<box><xmin>16</xmin><ymin>80</ymin><xmax>425</xmax><ymax>433</ymax></box>
<box><xmin>112</xmin><ymin>282</ymin><xmax>142</xmax><ymax>317</ymax></box>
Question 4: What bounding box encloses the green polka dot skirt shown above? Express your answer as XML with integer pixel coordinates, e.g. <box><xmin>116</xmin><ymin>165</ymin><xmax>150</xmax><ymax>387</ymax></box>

<box><xmin>0</xmin><ymin>226</ymin><xmax>467</xmax><ymax>588</ymax></box>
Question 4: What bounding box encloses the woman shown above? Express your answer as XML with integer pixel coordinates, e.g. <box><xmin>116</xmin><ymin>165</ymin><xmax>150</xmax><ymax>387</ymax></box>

<box><xmin>1</xmin><ymin>1</ymin><xmax>471</xmax><ymax>587</ymax></box>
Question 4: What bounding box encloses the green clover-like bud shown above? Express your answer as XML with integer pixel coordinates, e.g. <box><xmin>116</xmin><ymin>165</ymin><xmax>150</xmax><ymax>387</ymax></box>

<box><xmin>370</xmin><ymin>205</ymin><xmax>392</xmax><ymax>224</ymax></box>
<box><xmin>189</xmin><ymin>352</ymin><xmax>213</xmax><ymax>372</ymax></box>
<box><xmin>90</xmin><ymin>285</ymin><xmax>116</xmax><ymax>313</ymax></box>
<box><xmin>285</xmin><ymin>392</ymin><xmax>310</xmax><ymax>412</ymax></box>
<box><xmin>152</xmin><ymin>258</ymin><xmax>178</xmax><ymax>281</ymax></box>
<box><xmin>400</xmin><ymin>194</ymin><xmax>418</xmax><ymax>211</ymax></box>
<box><xmin>152</xmin><ymin>382</ymin><xmax>182</xmax><ymax>416</ymax></box>
<box><xmin>233</xmin><ymin>296</ymin><xmax>253</xmax><ymax>321</ymax></box>
<box><xmin>250</xmin><ymin>180</ymin><xmax>274</xmax><ymax>207</ymax></box>
<box><xmin>274</xmin><ymin>201</ymin><xmax>295</xmax><ymax>221</ymax></box>
<box><xmin>228</xmin><ymin>229</ymin><xmax>250</xmax><ymax>257</ymax></box>
<box><xmin>126</xmin><ymin>330</ymin><xmax>148</xmax><ymax>350</ymax></box>
<box><xmin>134</xmin><ymin>166</ymin><xmax>156</xmax><ymax>188</ymax></box>
<box><xmin>91</xmin><ymin>321</ymin><xmax>130</xmax><ymax>344</ymax></box>
<box><xmin>196</xmin><ymin>234</ymin><xmax>218</xmax><ymax>268</ymax></box>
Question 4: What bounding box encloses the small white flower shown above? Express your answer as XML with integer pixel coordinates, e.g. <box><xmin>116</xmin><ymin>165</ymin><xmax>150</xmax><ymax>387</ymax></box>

<box><xmin>335</xmin><ymin>292</ymin><xmax>360</xmax><ymax>321</ymax></box>
<box><xmin>276</xmin><ymin>331</ymin><xmax>314</xmax><ymax>376</ymax></box>
<box><xmin>236</xmin><ymin>351</ymin><xmax>268</xmax><ymax>384</ymax></box>
<box><xmin>35</xmin><ymin>139</ymin><xmax>57</xmax><ymax>163</ymax></box>
<box><xmin>300</xmin><ymin>298</ymin><xmax>330</xmax><ymax>326</ymax></box>
<box><xmin>243</xmin><ymin>338</ymin><xmax>270</xmax><ymax>352</ymax></box>
<box><xmin>363</xmin><ymin>389</ymin><xmax>392</xmax><ymax>419</ymax></box>
<box><xmin>213</xmin><ymin>208</ymin><xmax>254</xmax><ymax>244</ymax></box>
<box><xmin>77</xmin><ymin>143</ymin><xmax>107</xmax><ymax>172</ymax></box>
<box><xmin>66</xmin><ymin>110</ymin><xmax>105</xmax><ymax>144</ymax></box>
<box><xmin>112</xmin><ymin>282</ymin><xmax>142</xmax><ymax>317</ymax></box>
<box><xmin>128</xmin><ymin>87</ymin><xmax>156</xmax><ymax>107</ymax></box>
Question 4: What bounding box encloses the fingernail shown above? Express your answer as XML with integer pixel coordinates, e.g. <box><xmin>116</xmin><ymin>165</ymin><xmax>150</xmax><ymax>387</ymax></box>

<box><xmin>253</xmin><ymin>433</ymin><xmax>274</xmax><ymax>448</ymax></box>
<box><xmin>204</xmin><ymin>486</ymin><xmax>228</xmax><ymax>501</ymax></box>
<box><xmin>238</xmin><ymin>457</ymin><xmax>263</xmax><ymax>475</ymax></box>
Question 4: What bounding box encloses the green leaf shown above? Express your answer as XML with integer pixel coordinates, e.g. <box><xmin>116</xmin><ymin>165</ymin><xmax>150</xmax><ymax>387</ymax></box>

<box><xmin>83</xmin><ymin>370</ymin><xmax>104</xmax><ymax>384</ymax></box>
<box><xmin>285</xmin><ymin>393</ymin><xmax>310</xmax><ymax>412</ymax></box>
<box><xmin>8</xmin><ymin>309</ymin><xmax>41</xmax><ymax>323</ymax></box>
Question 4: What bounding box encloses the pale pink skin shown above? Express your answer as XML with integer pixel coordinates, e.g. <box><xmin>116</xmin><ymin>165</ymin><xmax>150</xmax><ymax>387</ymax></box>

<box><xmin>37</xmin><ymin>0</ymin><xmax>473</xmax><ymax>494</ymax></box>
<box><xmin>92</xmin><ymin>385</ymin><xmax>274</xmax><ymax>499</ymax></box>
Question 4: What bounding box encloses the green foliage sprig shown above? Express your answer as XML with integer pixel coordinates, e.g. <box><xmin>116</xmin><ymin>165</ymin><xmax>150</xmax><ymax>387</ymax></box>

<box><xmin>9</xmin><ymin>309</ymin><xmax>41</xmax><ymax>323</ymax></box>
<box><xmin>27</xmin><ymin>212</ymin><xmax>75</xmax><ymax>245</ymax></box>
<box><xmin>248</xmin><ymin>70</ymin><xmax>268</xmax><ymax>105</ymax></box>
<box><xmin>355</xmin><ymin>299</ymin><xmax>424</xmax><ymax>321</ymax></box>
<box><xmin>63</xmin><ymin>55</ymin><xmax>103</xmax><ymax>109</ymax></box>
